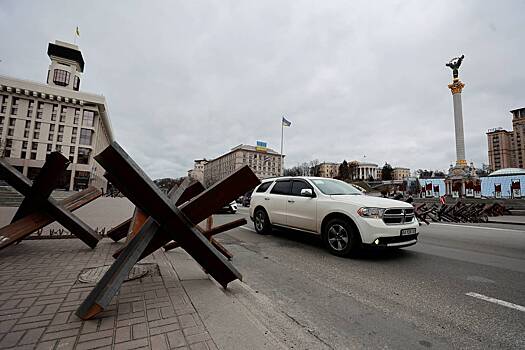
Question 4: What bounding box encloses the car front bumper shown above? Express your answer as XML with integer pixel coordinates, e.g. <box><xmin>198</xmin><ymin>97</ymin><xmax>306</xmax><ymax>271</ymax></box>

<box><xmin>355</xmin><ymin>218</ymin><xmax>420</xmax><ymax>247</ymax></box>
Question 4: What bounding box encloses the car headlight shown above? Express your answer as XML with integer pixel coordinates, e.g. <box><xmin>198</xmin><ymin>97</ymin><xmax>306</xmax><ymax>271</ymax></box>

<box><xmin>357</xmin><ymin>207</ymin><xmax>385</xmax><ymax>218</ymax></box>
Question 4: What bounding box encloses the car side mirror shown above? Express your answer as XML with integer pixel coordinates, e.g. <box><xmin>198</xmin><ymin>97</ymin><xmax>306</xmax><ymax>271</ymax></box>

<box><xmin>300</xmin><ymin>188</ymin><xmax>314</xmax><ymax>197</ymax></box>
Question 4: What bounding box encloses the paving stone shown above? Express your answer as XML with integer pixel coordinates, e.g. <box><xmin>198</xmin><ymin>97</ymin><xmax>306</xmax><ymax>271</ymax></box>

<box><xmin>55</xmin><ymin>335</ymin><xmax>77</xmax><ymax>350</ymax></box>
<box><xmin>78</xmin><ymin>329</ymin><xmax>113</xmax><ymax>343</ymax></box>
<box><xmin>40</xmin><ymin>328</ymin><xmax>80</xmax><ymax>341</ymax></box>
<box><xmin>19</xmin><ymin>327</ymin><xmax>45</xmax><ymax>345</ymax></box>
<box><xmin>167</xmin><ymin>330</ymin><xmax>187</xmax><ymax>348</ymax></box>
<box><xmin>0</xmin><ymin>319</ymin><xmax>16</xmax><ymax>333</ymax></box>
<box><xmin>34</xmin><ymin>340</ymin><xmax>57</xmax><ymax>350</ymax></box>
<box><xmin>178</xmin><ymin>314</ymin><xmax>197</xmax><ymax>328</ymax></box>
<box><xmin>114</xmin><ymin>337</ymin><xmax>149</xmax><ymax>350</ymax></box>
<box><xmin>186</xmin><ymin>332</ymin><xmax>211</xmax><ymax>345</ymax></box>
<box><xmin>189</xmin><ymin>342</ymin><xmax>210</xmax><ymax>350</ymax></box>
<box><xmin>115</xmin><ymin>326</ymin><xmax>131</xmax><ymax>343</ymax></box>
<box><xmin>132</xmin><ymin>323</ymin><xmax>148</xmax><ymax>339</ymax></box>
<box><xmin>0</xmin><ymin>329</ymin><xmax>24</xmax><ymax>348</ymax></box>
<box><xmin>150</xmin><ymin>334</ymin><xmax>169</xmax><ymax>350</ymax></box>
<box><xmin>76</xmin><ymin>336</ymin><xmax>112</xmax><ymax>350</ymax></box>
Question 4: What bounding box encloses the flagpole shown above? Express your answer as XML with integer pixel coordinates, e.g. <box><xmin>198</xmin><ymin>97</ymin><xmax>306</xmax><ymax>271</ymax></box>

<box><xmin>280</xmin><ymin>119</ymin><xmax>284</xmax><ymax>176</ymax></box>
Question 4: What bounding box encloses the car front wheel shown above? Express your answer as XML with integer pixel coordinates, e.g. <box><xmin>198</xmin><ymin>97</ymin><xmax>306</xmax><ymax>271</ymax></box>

<box><xmin>323</xmin><ymin>218</ymin><xmax>360</xmax><ymax>257</ymax></box>
<box><xmin>254</xmin><ymin>208</ymin><xmax>271</xmax><ymax>234</ymax></box>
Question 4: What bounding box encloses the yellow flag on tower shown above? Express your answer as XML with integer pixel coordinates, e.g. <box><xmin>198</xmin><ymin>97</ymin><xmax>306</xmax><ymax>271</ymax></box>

<box><xmin>75</xmin><ymin>26</ymin><xmax>80</xmax><ymax>37</ymax></box>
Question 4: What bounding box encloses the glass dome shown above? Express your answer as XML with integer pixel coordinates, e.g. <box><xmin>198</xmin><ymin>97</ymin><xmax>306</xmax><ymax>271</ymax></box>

<box><xmin>488</xmin><ymin>168</ymin><xmax>525</xmax><ymax>177</ymax></box>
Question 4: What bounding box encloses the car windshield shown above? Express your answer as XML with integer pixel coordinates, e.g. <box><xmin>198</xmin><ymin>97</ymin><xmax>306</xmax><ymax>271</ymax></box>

<box><xmin>310</xmin><ymin>179</ymin><xmax>363</xmax><ymax>195</ymax></box>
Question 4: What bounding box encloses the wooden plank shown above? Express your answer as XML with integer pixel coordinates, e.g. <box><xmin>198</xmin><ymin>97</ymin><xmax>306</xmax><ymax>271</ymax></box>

<box><xmin>107</xmin><ymin>218</ymin><xmax>131</xmax><ymax>242</ymax></box>
<box><xmin>12</xmin><ymin>152</ymin><xmax>69</xmax><ymax>222</ymax></box>
<box><xmin>75</xmin><ymin>177</ymin><xmax>194</xmax><ymax>320</ymax></box>
<box><xmin>0</xmin><ymin>187</ymin><xmax>101</xmax><ymax>250</ymax></box>
<box><xmin>163</xmin><ymin>218</ymin><xmax>247</xmax><ymax>251</ymax></box>
<box><xmin>93</xmin><ymin>142</ymin><xmax>259</xmax><ymax>288</ymax></box>
<box><xmin>111</xmin><ymin>179</ymin><xmax>204</xmax><ymax>259</ymax></box>
<box><xmin>126</xmin><ymin>208</ymin><xmax>148</xmax><ymax>242</ymax></box>
<box><xmin>0</xmin><ymin>157</ymin><xmax>101</xmax><ymax>248</ymax></box>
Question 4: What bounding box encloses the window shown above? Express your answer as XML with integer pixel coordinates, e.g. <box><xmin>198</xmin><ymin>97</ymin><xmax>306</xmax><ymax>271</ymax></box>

<box><xmin>24</xmin><ymin>130</ymin><xmax>29</xmax><ymax>138</ymax></box>
<box><xmin>71</xmin><ymin>136</ymin><xmax>77</xmax><ymax>143</ymax></box>
<box><xmin>56</xmin><ymin>145</ymin><xmax>62</xmax><ymax>152</ymax></box>
<box><xmin>0</xmin><ymin>117</ymin><xmax>3</xmax><ymax>125</ymax></box>
<box><xmin>291</xmin><ymin>180</ymin><xmax>314</xmax><ymax>196</ymax></box>
<box><xmin>7</xmin><ymin>128</ymin><xmax>13</xmax><ymax>136</ymax></box>
<box><xmin>21</xmin><ymin>151</ymin><xmax>26</xmax><ymax>159</ymax></box>
<box><xmin>36</xmin><ymin>111</ymin><xmax>43</xmax><ymax>119</ymax></box>
<box><xmin>73</xmin><ymin>76</ymin><xmax>80</xmax><ymax>91</ymax></box>
<box><xmin>49</xmin><ymin>125</ymin><xmax>55</xmax><ymax>132</ymax></box>
<box><xmin>77</xmin><ymin>147</ymin><xmax>91</xmax><ymax>164</ymax></box>
<box><xmin>82</xmin><ymin>110</ymin><xmax>95</xmax><ymax>127</ymax></box>
<box><xmin>25</xmin><ymin>120</ymin><xmax>31</xmax><ymax>128</ymax></box>
<box><xmin>60</xmin><ymin>115</ymin><xmax>66</xmax><ymax>123</ymax></box>
<box><xmin>58</xmin><ymin>125</ymin><xmax>64</xmax><ymax>133</ymax></box>
<box><xmin>38</xmin><ymin>102</ymin><xmax>44</xmax><ymax>110</ymax></box>
<box><xmin>256</xmin><ymin>181</ymin><xmax>273</xmax><ymax>193</ymax></box>
<box><xmin>5</xmin><ymin>139</ymin><xmax>12</xmax><ymax>148</ymax></box>
<box><xmin>53</xmin><ymin>69</ymin><xmax>70</xmax><ymax>86</ymax></box>
<box><xmin>30</xmin><ymin>152</ymin><xmax>36</xmax><ymax>160</ymax></box>
<box><xmin>61</xmin><ymin>106</ymin><xmax>67</xmax><ymax>114</ymax></box>
<box><xmin>48</xmin><ymin>134</ymin><xmax>53</xmax><ymax>141</ymax></box>
<box><xmin>9</xmin><ymin>118</ymin><xmax>15</xmax><ymax>126</ymax></box>
<box><xmin>31</xmin><ymin>142</ymin><xmax>38</xmax><ymax>150</ymax></box>
<box><xmin>26</xmin><ymin>109</ymin><xmax>32</xmax><ymax>118</ymax></box>
<box><xmin>74</xmin><ymin>109</ymin><xmax>80</xmax><ymax>124</ymax></box>
<box><xmin>270</xmin><ymin>180</ymin><xmax>292</xmax><ymax>195</ymax></box>
<box><xmin>35</xmin><ymin>122</ymin><xmax>41</xmax><ymax>130</ymax></box>
<box><xmin>57</xmin><ymin>135</ymin><xmax>63</xmax><ymax>142</ymax></box>
<box><xmin>310</xmin><ymin>179</ymin><xmax>362</xmax><ymax>195</ymax></box>
<box><xmin>0</xmin><ymin>106</ymin><xmax>5</xmax><ymax>114</ymax></box>
<box><xmin>4</xmin><ymin>149</ymin><xmax>10</xmax><ymax>157</ymax></box>
<box><xmin>79</xmin><ymin>128</ymin><xmax>93</xmax><ymax>145</ymax></box>
<box><xmin>70</xmin><ymin>146</ymin><xmax>75</xmax><ymax>154</ymax></box>
<box><xmin>22</xmin><ymin>141</ymin><xmax>28</xmax><ymax>149</ymax></box>
<box><xmin>72</xmin><ymin>127</ymin><xmax>77</xmax><ymax>134</ymax></box>
<box><xmin>50</xmin><ymin>114</ymin><xmax>56</xmax><ymax>121</ymax></box>
<box><xmin>33</xmin><ymin>132</ymin><xmax>40</xmax><ymax>139</ymax></box>
<box><xmin>28</xmin><ymin>101</ymin><xmax>34</xmax><ymax>110</ymax></box>
<box><xmin>47</xmin><ymin>144</ymin><xmax>52</xmax><ymax>152</ymax></box>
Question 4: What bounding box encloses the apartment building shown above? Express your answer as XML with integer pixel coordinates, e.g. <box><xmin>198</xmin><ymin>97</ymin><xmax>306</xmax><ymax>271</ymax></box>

<box><xmin>188</xmin><ymin>159</ymin><xmax>207</xmax><ymax>183</ymax></box>
<box><xmin>0</xmin><ymin>40</ymin><xmax>114</xmax><ymax>191</ymax></box>
<box><xmin>487</xmin><ymin>108</ymin><xmax>525</xmax><ymax>171</ymax></box>
<box><xmin>203</xmin><ymin>144</ymin><xmax>282</xmax><ymax>187</ymax></box>
<box><xmin>392</xmin><ymin>167</ymin><xmax>411</xmax><ymax>180</ymax></box>
<box><xmin>317</xmin><ymin>162</ymin><xmax>339</xmax><ymax>178</ymax></box>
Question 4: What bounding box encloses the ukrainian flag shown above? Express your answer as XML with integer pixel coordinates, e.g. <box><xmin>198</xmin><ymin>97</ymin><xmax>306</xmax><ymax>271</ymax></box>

<box><xmin>282</xmin><ymin>117</ymin><xmax>291</xmax><ymax>127</ymax></box>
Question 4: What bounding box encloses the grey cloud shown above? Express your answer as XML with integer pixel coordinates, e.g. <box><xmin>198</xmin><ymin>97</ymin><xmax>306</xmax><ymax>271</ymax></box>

<box><xmin>1</xmin><ymin>0</ymin><xmax>523</xmax><ymax>178</ymax></box>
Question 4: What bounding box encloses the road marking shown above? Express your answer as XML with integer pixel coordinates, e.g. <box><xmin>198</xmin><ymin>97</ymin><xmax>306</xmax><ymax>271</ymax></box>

<box><xmin>432</xmin><ymin>223</ymin><xmax>524</xmax><ymax>232</ymax></box>
<box><xmin>240</xmin><ymin>226</ymin><xmax>256</xmax><ymax>233</ymax></box>
<box><xmin>466</xmin><ymin>292</ymin><xmax>525</xmax><ymax>312</ymax></box>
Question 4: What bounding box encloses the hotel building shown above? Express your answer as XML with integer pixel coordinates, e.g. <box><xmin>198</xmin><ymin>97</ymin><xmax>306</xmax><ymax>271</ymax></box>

<box><xmin>487</xmin><ymin>108</ymin><xmax>525</xmax><ymax>171</ymax></box>
<box><xmin>0</xmin><ymin>40</ymin><xmax>114</xmax><ymax>191</ymax></box>
<box><xmin>203</xmin><ymin>144</ymin><xmax>282</xmax><ymax>187</ymax></box>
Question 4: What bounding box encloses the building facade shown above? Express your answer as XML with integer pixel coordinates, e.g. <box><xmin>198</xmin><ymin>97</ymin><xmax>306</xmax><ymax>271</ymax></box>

<box><xmin>487</xmin><ymin>108</ymin><xmax>525</xmax><ymax>171</ymax></box>
<box><xmin>317</xmin><ymin>162</ymin><xmax>339</xmax><ymax>178</ymax></box>
<box><xmin>188</xmin><ymin>159</ymin><xmax>207</xmax><ymax>183</ymax></box>
<box><xmin>203</xmin><ymin>144</ymin><xmax>282</xmax><ymax>187</ymax></box>
<box><xmin>392</xmin><ymin>167</ymin><xmax>410</xmax><ymax>181</ymax></box>
<box><xmin>0</xmin><ymin>40</ymin><xmax>114</xmax><ymax>191</ymax></box>
<box><xmin>356</xmin><ymin>162</ymin><xmax>378</xmax><ymax>180</ymax></box>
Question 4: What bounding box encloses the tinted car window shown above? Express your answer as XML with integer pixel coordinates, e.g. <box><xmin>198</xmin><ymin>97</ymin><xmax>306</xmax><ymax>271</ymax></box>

<box><xmin>270</xmin><ymin>180</ymin><xmax>292</xmax><ymax>195</ymax></box>
<box><xmin>290</xmin><ymin>180</ymin><xmax>313</xmax><ymax>196</ymax></box>
<box><xmin>256</xmin><ymin>181</ymin><xmax>273</xmax><ymax>193</ymax></box>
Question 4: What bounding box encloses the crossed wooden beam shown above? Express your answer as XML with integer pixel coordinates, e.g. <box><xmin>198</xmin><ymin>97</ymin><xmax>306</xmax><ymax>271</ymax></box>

<box><xmin>108</xmin><ymin>180</ymin><xmax>244</xmax><ymax>261</ymax></box>
<box><xmin>0</xmin><ymin>152</ymin><xmax>102</xmax><ymax>250</ymax></box>
<box><xmin>76</xmin><ymin>142</ymin><xmax>259</xmax><ymax>320</ymax></box>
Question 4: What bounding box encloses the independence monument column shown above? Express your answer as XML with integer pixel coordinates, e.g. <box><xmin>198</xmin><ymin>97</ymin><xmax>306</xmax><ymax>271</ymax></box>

<box><xmin>446</xmin><ymin>55</ymin><xmax>467</xmax><ymax>167</ymax></box>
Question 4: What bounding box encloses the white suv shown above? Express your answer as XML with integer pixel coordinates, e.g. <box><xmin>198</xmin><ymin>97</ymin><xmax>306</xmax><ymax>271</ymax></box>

<box><xmin>249</xmin><ymin>177</ymin><xmax>419</xmax><ymax>256</ymax></box>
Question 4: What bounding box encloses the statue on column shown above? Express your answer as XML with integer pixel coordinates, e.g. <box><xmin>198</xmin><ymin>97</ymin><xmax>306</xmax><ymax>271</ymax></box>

<box><xmin>446</xmin><ymin>55</ymin><xmax>465</xmax><ymax>80</ymax></box>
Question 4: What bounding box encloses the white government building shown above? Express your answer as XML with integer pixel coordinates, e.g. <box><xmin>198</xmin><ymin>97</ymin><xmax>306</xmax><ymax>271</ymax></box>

<box><xmin>0</xmin><ymin>40</ymin><xmax>114</xmax><ymax>191</ymax></box>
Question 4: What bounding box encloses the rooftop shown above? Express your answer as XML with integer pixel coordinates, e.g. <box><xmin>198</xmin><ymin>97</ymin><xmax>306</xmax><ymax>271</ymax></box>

<box><xmin>47</xmin><ymin>40</ymin><xmax>85</xmax><ymax>72</ymax></box>
<box><xmin>488</xmin><ymin>168</ymin><xmax>525</xmax><ymax>177</ymax></box>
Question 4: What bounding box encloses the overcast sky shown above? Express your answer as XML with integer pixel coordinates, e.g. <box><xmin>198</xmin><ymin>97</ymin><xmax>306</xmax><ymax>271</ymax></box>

<box><xmin>1</xmin><ymin>1</ymin><xmax>523</xmax><ymax>178</ymax></box>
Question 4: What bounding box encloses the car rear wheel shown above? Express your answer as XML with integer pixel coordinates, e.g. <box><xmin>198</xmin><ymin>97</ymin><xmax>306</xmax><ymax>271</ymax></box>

<box><xmin>254</xmin><ymin>208</ymin><xmax>271</xmax><ymax>234</ymax></box>
<box><xmin>323</xmin><ymin>218</ymin><xmax>360</xmax><ymax>257</ymax></box>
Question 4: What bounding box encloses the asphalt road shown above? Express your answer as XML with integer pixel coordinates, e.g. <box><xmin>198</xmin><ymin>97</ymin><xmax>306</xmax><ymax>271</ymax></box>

<box><xmin>213</xmin><ymin>207</ymin><xmax>525</xmax><ymax>350</ymax></box>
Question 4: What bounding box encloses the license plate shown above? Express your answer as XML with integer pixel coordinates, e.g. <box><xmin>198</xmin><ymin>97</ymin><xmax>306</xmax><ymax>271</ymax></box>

<box><xmin>400</xmin><ymin>228</ymin><xmax>416</xmax><ymax>235</ymax></box>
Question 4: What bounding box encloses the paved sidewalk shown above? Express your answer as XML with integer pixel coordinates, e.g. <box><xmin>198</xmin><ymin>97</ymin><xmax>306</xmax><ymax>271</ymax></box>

<box><xmin>0</xmin><ymin>239</ymin><xmax>218</xmax><ymax>350</ymax></box>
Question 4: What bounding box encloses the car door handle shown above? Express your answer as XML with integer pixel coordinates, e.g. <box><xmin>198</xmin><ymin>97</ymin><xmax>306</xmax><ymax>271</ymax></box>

<box><xmin>264</xmin><ymin>197</ymin><xmax>270</xmax><ymax>200</ymax></box>
<box><xmin>288</xmin><ymin>199</ymin><xmax>295</xmax><ymax>203</ymax></box>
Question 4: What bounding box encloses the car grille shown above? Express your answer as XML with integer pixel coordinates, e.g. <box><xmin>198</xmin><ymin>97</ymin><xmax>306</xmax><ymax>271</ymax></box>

<box><xmin>383</xmin><ymin>208</ymin><xmax>414</xmax><ymax>225</ymax></box>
